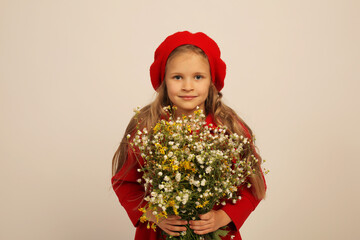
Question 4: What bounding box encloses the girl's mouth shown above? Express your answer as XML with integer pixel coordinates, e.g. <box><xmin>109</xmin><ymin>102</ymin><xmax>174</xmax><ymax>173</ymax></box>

<box><xmin>180</xmin><ymin>96</ymin><xmax>196</xmax><ymax>100</ymax></box>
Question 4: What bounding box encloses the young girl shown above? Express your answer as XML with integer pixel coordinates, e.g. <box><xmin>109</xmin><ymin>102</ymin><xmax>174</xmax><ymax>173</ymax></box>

<box><xmin>111</xmin><ymin>31</ymin><xmax>267</xmax><ymax>240</ymax></box>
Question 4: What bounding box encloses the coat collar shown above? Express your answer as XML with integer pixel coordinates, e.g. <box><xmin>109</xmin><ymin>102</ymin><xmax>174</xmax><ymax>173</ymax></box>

<box><xmin>205</xmin><ymin>113</ymin><xmax>216</xmax><ymax>127</ymax></box>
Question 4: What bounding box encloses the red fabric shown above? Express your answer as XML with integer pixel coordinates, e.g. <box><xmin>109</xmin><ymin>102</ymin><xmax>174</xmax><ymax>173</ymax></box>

<box><xmin>111</xmin><ymin>114</ymin><xmax>266</xmax><ymax>240</ymax></box>
<box><xmin>150</xmin><ymin>31</ymin><xmax>226</xmax><ymax>91</ymax></box>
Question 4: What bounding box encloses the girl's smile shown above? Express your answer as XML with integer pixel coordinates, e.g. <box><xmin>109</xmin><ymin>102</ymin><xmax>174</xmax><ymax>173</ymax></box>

<box><xmin>179</xmin><ymin>95</ymin><xmax>197</xmax><ymax>100</ymax></box>
<box><xmin>164</xmin><ymin>51</ymin><xmax>211</xmax><ymax>118</ymax></box>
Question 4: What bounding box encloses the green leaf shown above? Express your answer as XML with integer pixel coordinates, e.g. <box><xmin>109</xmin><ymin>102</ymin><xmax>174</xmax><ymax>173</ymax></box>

<box><xmin>206</xmin><ymin>228</ymin><xmax>229</xmax><ymax>240</ymax></box>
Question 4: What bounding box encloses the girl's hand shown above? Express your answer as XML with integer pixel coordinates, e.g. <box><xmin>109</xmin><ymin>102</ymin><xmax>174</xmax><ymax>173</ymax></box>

<box><xmin>146</xmin><ymin>210</ymin><xmax>188</xmax><ymax>236</ymax></box>
<box><xmin>189</xmin><ymin>210</ymin><xmax>231</xmax><ymax>235</ymax></box>
<box><xmin>157</xmin><ymin>215</ymin><xmax>188</xmax><ymax>236</ymax></box>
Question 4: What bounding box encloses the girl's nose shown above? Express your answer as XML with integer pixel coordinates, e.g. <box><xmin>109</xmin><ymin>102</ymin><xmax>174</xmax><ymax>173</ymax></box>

<box><xmin>182</xmin><ymin>78</ymin><xmax>194</xmax><ymax>91</ymax></box>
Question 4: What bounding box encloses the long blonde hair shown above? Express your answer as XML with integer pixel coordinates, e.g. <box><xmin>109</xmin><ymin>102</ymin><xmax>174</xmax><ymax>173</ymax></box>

<box><xmin>112</xmin><ymin>45</ymin><xmax>266</xmax><ymax>200</ymax></box>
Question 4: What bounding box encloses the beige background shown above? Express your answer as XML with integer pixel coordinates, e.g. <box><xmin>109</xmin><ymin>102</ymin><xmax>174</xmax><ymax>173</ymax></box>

<box><xmin>1</xmin><ymin>0</ymin><xmax>359</xmax><ymax>239</ymax></box>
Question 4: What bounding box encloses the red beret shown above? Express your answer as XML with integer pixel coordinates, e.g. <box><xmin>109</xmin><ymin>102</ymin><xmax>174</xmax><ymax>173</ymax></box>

<box><xmin>150</xmin><ymin>31</ymin><xmax>226</xmax><ymax>91</ymax></box>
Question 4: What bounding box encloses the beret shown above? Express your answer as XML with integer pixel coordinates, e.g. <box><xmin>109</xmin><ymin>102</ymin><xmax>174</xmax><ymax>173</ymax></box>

<box><xmin>150</xmin><ymin>31</ymin><xmax>226</xmax><ymax>91</ymax></box>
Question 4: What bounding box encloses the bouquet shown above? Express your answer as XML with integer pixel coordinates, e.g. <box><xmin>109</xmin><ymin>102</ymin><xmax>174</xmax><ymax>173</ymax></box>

<box><xmin>129</xmin><ymin>106</ymin><xmax>259</xmax><ymax>240</ymax></box>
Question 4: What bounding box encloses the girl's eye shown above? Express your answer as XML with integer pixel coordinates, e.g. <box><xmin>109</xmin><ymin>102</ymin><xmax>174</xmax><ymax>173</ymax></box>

<box><xmin>173</xmin><ymin>75</ymin><xmax>182</xmax><ymax>80</ymax></box>
<box><xmin>195</xmin><ymin>75</ymin><xmax>203</xmax><ymax>80</ymax></box>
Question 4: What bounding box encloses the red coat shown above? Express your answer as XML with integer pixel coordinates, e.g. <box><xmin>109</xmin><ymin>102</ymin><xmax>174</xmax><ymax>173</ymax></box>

<box><xmin>112</xmin><ymin>114</ymin><xmax>266</xmax><ymax>240</ymax></box>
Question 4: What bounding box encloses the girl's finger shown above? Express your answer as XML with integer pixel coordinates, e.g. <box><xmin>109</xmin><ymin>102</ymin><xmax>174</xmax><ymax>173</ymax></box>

<box><xmin>166</xmin><ymin>224</ymin><xmax>187</xmax><ymax>232</ymax></box>
<box><xmin>189</xmin><ymin>219</ymin><xmax>208</xmax><ymax>226</ymax></box>
<box><xmin>160</xmin><ymin>222</ymin><xmax>187</xmax><ymax>236</ymax></box>
<box><xmin>190</xmin><ymin>215</ymin><xmax>214</xmax><ymax>225</ymax></box>
<box><xmin>169</xmin><ymin>220</ymin><xmax>188</xmax><ymax>225</ymax></box>
<box><xmin>163</xmin><ymin>228</ymin><xmax>181</xmax><ymax>237</ymax></box>
<box><xmin>190</xmin><ymin>221</ymin><xmax>212</xmax><ymax>231</ymax></box>
<box><xmin>159</xmin><ymin>217</ymin><xmax>187</xmax><ymax>225</ymax></box>
<box><xmin>165</xmin><ymin>217</ymin><xmax>187</xmax><ymax>225</ymax></box>
<box><xmin>199</xmin><ymin>211</ymin><xmax>213</xmax><ymax>220</ymax></box>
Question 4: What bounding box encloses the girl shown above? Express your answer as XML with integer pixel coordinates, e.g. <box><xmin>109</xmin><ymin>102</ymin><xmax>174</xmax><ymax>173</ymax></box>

<box><xmin>111</xmin><ymin>31</ymin><xmax>267</xmax><ymax>240</ymax></box>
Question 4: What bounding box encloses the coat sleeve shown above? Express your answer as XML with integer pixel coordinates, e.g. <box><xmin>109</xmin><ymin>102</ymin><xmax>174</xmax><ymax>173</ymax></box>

<box><xmin>111</xmin><ymin>149</ymin><xmax>147</xmax><ymax>227</ymax></box>
<box><xmin>220</xmin><ymin>169</ymin><xmax>266</xmax><ymax>231</ymax></box>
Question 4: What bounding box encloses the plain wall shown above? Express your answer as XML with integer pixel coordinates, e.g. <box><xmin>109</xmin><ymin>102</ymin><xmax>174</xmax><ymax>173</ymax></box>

<box><xmin>1</xmin><ymin>0</ymin><xmax>359</xmax><ymax>239</ymax></box>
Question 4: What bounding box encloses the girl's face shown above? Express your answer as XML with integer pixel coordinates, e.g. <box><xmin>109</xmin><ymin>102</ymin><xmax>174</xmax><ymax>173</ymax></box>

<box><xmin>164</xmin><ymin>51</ymin><xmax>211</xmax><ymax>118</ymax></box>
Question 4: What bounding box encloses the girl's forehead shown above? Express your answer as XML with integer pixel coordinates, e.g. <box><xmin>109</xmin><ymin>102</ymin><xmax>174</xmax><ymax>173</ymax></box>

<box><xmin>165</xmin><ymin>54</ymin><xmax>210</xmax><ymax>74</ymax></box>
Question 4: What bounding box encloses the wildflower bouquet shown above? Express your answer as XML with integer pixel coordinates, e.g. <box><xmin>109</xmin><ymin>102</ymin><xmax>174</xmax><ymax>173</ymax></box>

<box><xmin>130</xmin><ymin>106</ymin><xmax>259</xmax><ymax>240</ymax></box>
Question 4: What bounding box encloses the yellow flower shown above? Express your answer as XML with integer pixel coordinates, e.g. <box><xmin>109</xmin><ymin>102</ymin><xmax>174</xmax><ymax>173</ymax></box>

<box><xmin>187</xmin><ymin>125</ymin><xmax>192</xmax><ymax>133</ymax></box>
<box><xmin>181</xmin><ymin>160</ymin><xmax>191</xmax><ymax>170</ymax></box>
<box><xmin>138</xmin><ymin>207</ymin><xmax>146</xmax><ymax>213</ymax></box>
<box><xmin>151</xmin><ymin>223</ymin><xmax>157</xmax><ymax>231</ymax></box>
<box><xmin>155</xmin><ymin>143</ymin><xmax>167</xmax><ymax>155</ymax></box>
<box><xmin>140</xmin><ymin>215</ymin><xmax>147</xmax><ymax>223</ymax></box>
<box><xmin>155</xmin><ymin>211</ymin><xmax>167</xmax><ymax>223</ymax></box>
<box><xmin>194</xmin><ymin>109</ymin><xmax>201</xmax><ymax>115</ymax></box>
<box><xmin>153</xmin><ymin>123</ymin><xmax>160</xmax><ymax>133</ymax></box>
<box><xmin>196</xmin><ymin>200</ymin><xmax>209</xmax><ymax>209</ymax></box>
<box><xmin>160</xmin><ymin>211</ymin><xmax>168</xmax><ymax>218</ymax></box>
<box><xmin>173</xmin><ymin>206</ymin><xmax>179</xmax><ymax>215</ymax></box>
<box><xmin>168</xmin><ymin>200</ymin><xmax>175</xmax><ymax>207</ymax></box>
<box><xmin>172</xmin><ymin>165</ymin><xmax>179</xmax><ymax>171</ymax></box>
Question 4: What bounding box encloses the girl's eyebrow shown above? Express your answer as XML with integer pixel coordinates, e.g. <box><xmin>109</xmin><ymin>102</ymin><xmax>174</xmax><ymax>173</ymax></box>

<box><xmin>169</xmin><ymin>72</ymin><xmax>208</xmax><ymax>75</ymax></box>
